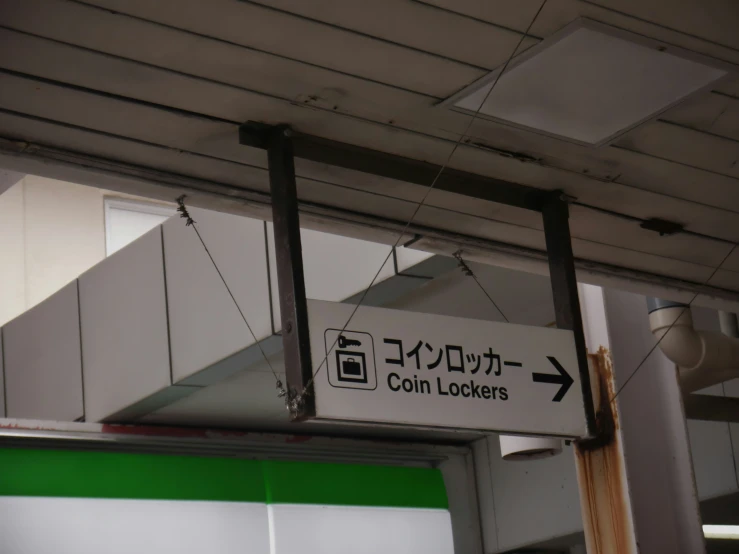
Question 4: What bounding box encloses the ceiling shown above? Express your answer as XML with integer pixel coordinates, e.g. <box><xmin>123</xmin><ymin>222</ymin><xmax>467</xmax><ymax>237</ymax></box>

<box><xmin>0</xmin><ymin>0</ymin><xmax>739</xmax><ymax>305</ymax></box>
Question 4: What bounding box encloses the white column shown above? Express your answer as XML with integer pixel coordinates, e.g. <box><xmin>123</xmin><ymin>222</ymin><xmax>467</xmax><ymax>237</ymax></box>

<box><xmin>577</xmin><ymin>284</ymin><xmax>704</xmax><ymax>554</ymax></box>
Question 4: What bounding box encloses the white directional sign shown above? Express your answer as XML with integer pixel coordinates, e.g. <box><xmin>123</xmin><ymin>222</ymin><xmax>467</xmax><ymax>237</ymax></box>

<box><xmin>307</xmin><ymin>300</ymin><xmax>587</xmax><ymax>438</ymax></box>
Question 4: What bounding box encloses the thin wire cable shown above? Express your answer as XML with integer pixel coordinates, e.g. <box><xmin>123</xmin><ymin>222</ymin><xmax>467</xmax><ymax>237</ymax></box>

<box><xmin>295</xmin><ymin>0</ymin><xmax>549</xmax><ymax>406</ymax></box>
<box><xmin>176</xmin><ymin>196</ymin><xmax>285</xmax><ymax>395</ymax></box>
<box><xmin>454</xmin><ymin>251</ymin><xmax>510</xmax><ymax>323</ymax></box>
<box><xmin>610</xmin><ymin>242</ymin><xmax>738</xmax><ymax>403</ymax></box>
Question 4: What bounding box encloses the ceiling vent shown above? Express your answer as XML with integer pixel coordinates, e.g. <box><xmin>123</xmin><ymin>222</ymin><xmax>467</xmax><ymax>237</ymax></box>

<box><xmin>443</xmin><ymin>19</ymin><xmax>732</xmax><ymax>146</ymax></box>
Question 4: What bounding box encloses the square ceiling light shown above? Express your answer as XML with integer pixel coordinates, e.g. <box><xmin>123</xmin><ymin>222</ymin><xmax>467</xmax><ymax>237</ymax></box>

<box><xmin>444</xmin><ymin>19</ymin><xmax>733</xmax><ymax>146</ymax></box>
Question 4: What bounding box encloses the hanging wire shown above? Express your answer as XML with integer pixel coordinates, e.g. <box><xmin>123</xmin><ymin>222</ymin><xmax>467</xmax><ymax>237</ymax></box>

<box><xmin>292</xmin><ymin>0</ymin><xmax>550</xmax><ymax>410</ymax></box>
<box><xmin>176</xmin><ymin>196</ymin><xmax>287</xmax><ymax>400</ymax></box>
<box><xmin>609</xmin><ymin>242</ymin><xmax>738</xmax><ymax>403</ymax></box>
<box><xmin>454</xmin><ymin>251</ymin><xmax>510</xmax><ymax>323</ymax></box>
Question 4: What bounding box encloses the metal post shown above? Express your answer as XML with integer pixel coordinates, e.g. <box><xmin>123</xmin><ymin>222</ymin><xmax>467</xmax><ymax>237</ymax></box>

<box><xmin>266</xmin><ymin>126</ymin><xmax>314</xmax><ymax>420</ymax></box>
<box><xmin>574</xmin><ymin>284</ymin><xmax>706</xmax><ymax>554</ymax></box>
<box><xmin>542</xmin><ymin>196</ymin><xmax>597</xmax><ymax>437</ymax></box>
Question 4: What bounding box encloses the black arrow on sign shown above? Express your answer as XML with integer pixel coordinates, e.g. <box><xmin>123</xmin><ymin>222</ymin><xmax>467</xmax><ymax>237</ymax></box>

<box><xmin>532</xmin><ymin>356</ymin><xmax>574</xmax><ymax>402</ymax></box>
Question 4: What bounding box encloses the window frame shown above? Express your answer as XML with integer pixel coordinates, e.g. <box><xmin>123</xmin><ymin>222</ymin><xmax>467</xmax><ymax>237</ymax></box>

<box><xmin>103</xmin><ymin>197</ymin><xmax>176</xmax><ymax>256</ymax></box>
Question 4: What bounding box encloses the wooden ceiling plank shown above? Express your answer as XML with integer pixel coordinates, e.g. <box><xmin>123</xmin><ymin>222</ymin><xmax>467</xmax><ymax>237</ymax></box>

<box><xmin>532</xmin><ymin>0</ymin><xmax>739</xmax><ymax>65</ymax></box>
<box><xmin>661</xmin><ymin>92</ymin><xmax>739</xmax><ymax>142</ymax></box>
<box><xmin>718</xmin><ymin>248</ymin><xmax>739</xmax><ymax>274</ymax></box>
<box><xmin>416</xmin><ymin>0</ymin><xmax>550</xmax><ymax>34</ymax></box>
<box><xmin>74</xmin><ymin>0</ymin><xmax>484</xmax><ymax>98</ymax></box>
<box><xmin>568</xmin><ymin>204</ymin><xmax>733</xmax><ymax>268</ymax></box>
<box><xmin>709</xmin><ymin>103</ymin><xmax>739</xmax><ymax>142</ymax></box>
<box><xmin>4</xmin><ymin>8</ymin><xmax>739</xmax><ymax>219</ymax></box>
<box><xmin>0</xmin><ymin>73</ymin><xmax>731</xmax><ymax>275</ymax></box>
<box><xmin>2</xmin><ymin>63</ymin><xmax>738</xmax><ymax>256</ymax></box>
<box><xmin>6</xmin><ymin>107</ymin><xmax>739</xmax><ymax>298</ymax></box>
<box><xmin>660</xmin><ymin>92</ymin><xmax>732</xmax><ymax>130</ymax></box>
<box><xmin>463</xmin><ymin>114</ymin><xmax>739</xmax><ymax>213</ymax></box>
<box><xmin>615</xmin><ymin>120</ymin><xmax>739</xmax><ymax>178</ymax></box>
<box><xmin>0</xmin><ymin>111</ymin><xmax>270</xmax><ymax>194</ymax></box>
<box><xmin>240</xmin><ymin>0</ymin><xmax>540</xmax><ymax>70</ymax></box>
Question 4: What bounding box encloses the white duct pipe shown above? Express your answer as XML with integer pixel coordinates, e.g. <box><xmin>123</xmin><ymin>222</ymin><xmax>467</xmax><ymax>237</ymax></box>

<box><xmin>648</xmin><ymin>303</ymin><xmax>739</xmax><ymax>393</ymax></box>
<box><xmin>498</xmin><ymin>435</ymin><xmax>562</xmax><ymax>461</ymax></box>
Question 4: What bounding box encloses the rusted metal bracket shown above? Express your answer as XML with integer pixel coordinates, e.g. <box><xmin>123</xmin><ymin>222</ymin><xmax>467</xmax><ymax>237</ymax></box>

<box><xmin>259</xmin><ymin>124</ymin><xmax>315</xmax><ymax>420</ymax></box>
<box><xmin>542</xmin><ymin>196</ymin><xmax>598</xmax><ymax>439</ymax></box>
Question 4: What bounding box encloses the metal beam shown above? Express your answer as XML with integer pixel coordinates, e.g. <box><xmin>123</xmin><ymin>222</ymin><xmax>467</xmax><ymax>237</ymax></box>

<box><xmin>240</xmin><ymin>122</ymin><xmax>550</xmax><ymax>212</ymax></box>
<box><xmin>683</xmin><ymin>393</ymin><xmax>739</xmax><ymax>423</ymax></box>
<box><xmin>265</xmin><ymin>126</ymin><xmax>315</xmax><ymax>420</ymax></box>
<box><xmin>542</xmin><ymin>197</ymin><xmax>597</xmax><ymax>438</ymax></box>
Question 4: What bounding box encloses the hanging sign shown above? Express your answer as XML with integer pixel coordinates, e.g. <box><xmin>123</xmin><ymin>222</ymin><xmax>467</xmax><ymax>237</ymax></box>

<box><xmin>307</xmin><ymin>300</ymin><xmax>587</xmax><ymax>438</ymax></box>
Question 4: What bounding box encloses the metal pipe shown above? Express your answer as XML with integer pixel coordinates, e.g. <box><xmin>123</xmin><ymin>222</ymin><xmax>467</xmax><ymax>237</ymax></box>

<box><xmin>647</xmin><ymin>299</ymin><xmax>739</xmax><ymax>392</ymax></box>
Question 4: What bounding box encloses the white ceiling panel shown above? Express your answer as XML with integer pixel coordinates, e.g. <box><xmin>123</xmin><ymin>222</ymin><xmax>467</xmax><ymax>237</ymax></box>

<box><xmin>450</xmin><ymin>21</ymin><xmax>729</xmax><ymax>145</ymax></box>
<box><xmin>80</xmin><ymin>0</ymin><xmax>484</xmax><ymax>97</ymax></box>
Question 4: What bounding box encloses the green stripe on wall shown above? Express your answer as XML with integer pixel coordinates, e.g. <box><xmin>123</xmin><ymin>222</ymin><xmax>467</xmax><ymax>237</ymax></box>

<box><xmin>0</xmin><ymin>449</ymin><xmax>448</xmax><ymax>509</ymax></box>
<box><xmin>263</xmin><ymin>460</ymin><xmax>448</xmax><ymax>509</ymax></box>
<box><xmin>0</xmin><ymin>448</ymin><xmax>265</xmax><ymax>502</ymax></box>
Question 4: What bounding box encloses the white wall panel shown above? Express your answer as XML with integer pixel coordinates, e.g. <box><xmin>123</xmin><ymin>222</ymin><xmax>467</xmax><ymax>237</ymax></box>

<box><xmin>0</xmin><ymin>180</ymin><xmax>26</xmax><ymax>326</ymax></box>
<box><xmin>2</xmin><ymin>281</ymin><xmax>83</xmax><ymax>421</ymax></box>
<box><xmin>23</xmin><ymin>176</ymin><xmax>105</xmax><ymax>308</ymax></box>
<box><xmin>480</xmin><ymin>435</ymin><xmax>582</xmax><ymax>552</ymax></box>
<box><xmin>163</xmin><ymin>208</ymin><xmax>271</xmax><ymax>383</ymax></box>
<box><xmin>0</xmin><ymin>497</ymin><xmax>270</xmax><ymax>554</ymax></box>
<box><xmin>269</xmin><ymin>505</ymin><xmax>454</xmax><ymax>554</ymax></box>
<box><xmin>78</xmin><ymin>227</ymin><xmax>170</xmax><ymax>421</ymax></box>
<box><xmin>267</xmin><ymin>224</ymin><xmax>395</xmax><ymax>331</ymax></box>
<box><xmin>395</xmin><ymin>245</ymin><xmax>433</xmax><ymax>274</ymax></box>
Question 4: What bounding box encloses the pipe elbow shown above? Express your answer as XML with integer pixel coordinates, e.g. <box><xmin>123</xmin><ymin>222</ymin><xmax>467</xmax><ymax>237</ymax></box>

<box><xmin>648</xmin><ymin>307</ymin><xmax>702</xmax><ymax>369</ymax></box>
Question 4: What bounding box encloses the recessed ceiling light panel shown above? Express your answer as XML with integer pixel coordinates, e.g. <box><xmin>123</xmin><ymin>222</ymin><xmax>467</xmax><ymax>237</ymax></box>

<box><xmin>444</xmin><ymin>19</ymin><xmax>733</xmax><ymax>146</ymax></box>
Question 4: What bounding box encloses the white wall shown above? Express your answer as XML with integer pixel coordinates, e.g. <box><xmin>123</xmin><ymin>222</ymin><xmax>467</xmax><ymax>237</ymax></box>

<box><xmin>0</xmin><ymin>180</ymin><xmax>26</xmax><ymax>325</ymax></box>
<box><xmin>0</xmin><ymin>497</ymin><xmax>271</xmax><ymax>554</ymax></box>
<box><xmin>0</xmin><ymin>175</ymin><xmax>172</xmax><ymax>327</ymax></box>
<box><xmin>22</xmin><ymin>175</ymin><xmax>105</xmax><ymax>308</ymax></box>
<box><xmin>0</xmin><ymin>497</ymin><xmax>453</xmax><ymax>554</ymax></box>
<box><xmin>0</xmin><ymin>175</ymin><xmax>103</xmax><ymax>325</ymax></box>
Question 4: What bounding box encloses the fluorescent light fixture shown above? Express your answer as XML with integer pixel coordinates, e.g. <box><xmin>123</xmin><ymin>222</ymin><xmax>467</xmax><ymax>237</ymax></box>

<box><xmin>703</xmin><ymin>525</ymin><xmax>739</xmax><ymax>539</ymax></box>
<box><xmin>444</xmin><ymin>19</ymin><xmax>733</xmax><ymax>146</ymax></box>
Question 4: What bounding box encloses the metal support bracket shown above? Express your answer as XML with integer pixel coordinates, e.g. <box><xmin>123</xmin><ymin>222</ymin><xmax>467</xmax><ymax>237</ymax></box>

<box><xmin>264</xmin><ymin>125</ymin><xmax>315</xmax><ymax>420</ymax></box>
<box><xmin>240</xmin><ymin>122</ymin><xmax>597</xmax><ymax>437</ymax></box>
<box><xmin>542</xmin><ymin>196</ymin><xmax>598</xmax><ymax>438</ymax></box>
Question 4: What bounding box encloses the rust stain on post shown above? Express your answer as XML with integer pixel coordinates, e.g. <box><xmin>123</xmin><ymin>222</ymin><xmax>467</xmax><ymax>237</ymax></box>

<box><xmin>574</xmin><ymin>347</ymin><xmax>636</xmax><ymax>554</ymax></box>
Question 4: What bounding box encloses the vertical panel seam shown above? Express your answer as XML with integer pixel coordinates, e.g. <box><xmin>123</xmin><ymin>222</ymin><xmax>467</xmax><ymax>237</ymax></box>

<box><xmin>21</xmin><ymin>178</ymin><xmax>28</xmax><ymax>309</ymax></box>
<box><xmin>76</xmin><ymin>279</ymin><xmax>86</xmax><ymax>422</ymax></box>
<box><xmin>160</xmin><ymin>225</ymin><xmax>174</xmax><ymax>386</ymax></box>
<box><xmin>466</xmin><ymin>449</ymin><xmax>487</xmax><ymax>554</ymax></box>
<box><xmin>484</xmin><ymin>437</ymin><xmax>501</xmax><ymax>552</ymax></box>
